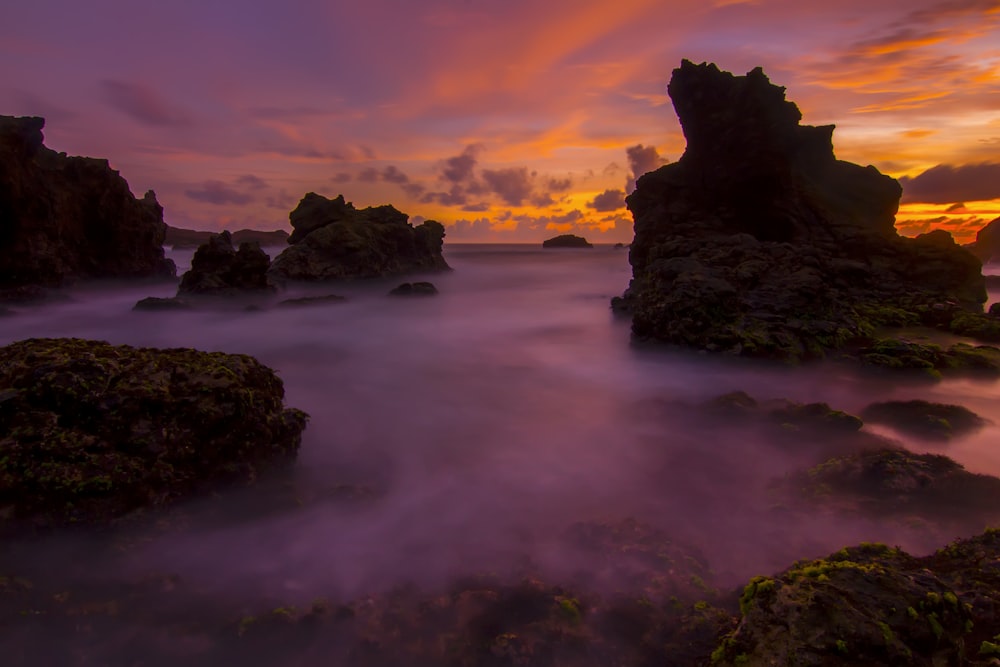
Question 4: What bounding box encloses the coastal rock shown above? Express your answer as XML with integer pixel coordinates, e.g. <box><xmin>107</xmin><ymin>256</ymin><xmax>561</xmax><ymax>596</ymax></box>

<box><xmin>388</xmin><ymin>281</ymin><xmax>438</xmax><ymax>296</ymax></box>
<box><xmin>714</xmin><ymin>531</ymin><xmax>1000</xmax><ymax>666</ymax></box>
<box><xmin>777</xmin><ymin>448</ymin><xmax>1000</xmax><ymax>532</ymax></box>
<box><xmin>0</xmin><ymin>338</ymin><xmax>307</xmax><ymax>529</ymax></box>
<box><xmin>166</xmin><ymin>226</ymin><xmax>289</xmax><ymax>249</ymax></box>
<box><xmin>861</xmin><ymin>399</ymin><xmax>988</xmax><ymax>441</ymax></box>
<box><xmin>619</xmin><ymin>62</ymin><xmax>986</xmax><ymax>361</ymax></box>
<box><xmin>543</xmin><ymin>234</ymin><xmax>593</xmax><ymax>248</ymax></box>
<box><xmin>0</xmin><ymin>116</ymin><xmax>176</xmax><ymax>295</ymax></box>
<box><xmin>268</xmin><ymin>193</ymin><xmax>450</xmax><ymax>281</ymax></box>
<box><xmin>178</xmin><ymin>231</ymin><xmax>275</xmax><ymax>295</ymax></box>
<box><xmin>132</xmin><ymin>296</ymin><xmax>193</xmax><ymax>311</ymax></box>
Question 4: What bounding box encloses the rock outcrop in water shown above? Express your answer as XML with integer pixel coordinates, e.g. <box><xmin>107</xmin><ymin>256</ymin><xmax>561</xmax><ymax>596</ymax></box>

<box><xmin>543</xmin><ymin>234</ymin><xmax>593</xmax><ymax>248</ymax></box>
<box><xmin>268</xmin><ymin>193</ymin><xmax>449</xmax><ymax>281</ymax></box>
<box><xmin>178</xmin><ymin>231</ymin><xmax>275</xmax><ymax>295</ymax></box>
<box><xmin>0</xmin><ymin>116</ymin><xmax>175</xmax><ymax>297</ymax></box>
<box><xmin>0</xmin><ymin>338</ymin><xmax>307</xmax><ymax>530</ymax></box>
<box><xmin>617</xmin><ymin>61</ymin><xmax>988</xmax><ymax>362</ymax></box>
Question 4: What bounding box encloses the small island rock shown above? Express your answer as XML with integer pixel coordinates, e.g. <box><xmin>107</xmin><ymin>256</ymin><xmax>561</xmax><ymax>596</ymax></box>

<box><xmin>542</xmin><ymin>234</ymin><xmax>593</xmax><ymax>248</ymax></box>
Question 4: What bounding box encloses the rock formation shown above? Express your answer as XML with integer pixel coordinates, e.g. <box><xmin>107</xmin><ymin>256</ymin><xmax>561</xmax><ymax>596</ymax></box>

<box><xmin>166</xmin><ymin>226</ymin><xmax>289</xmax><ymax>249</ymax></box>
<box><xmin>617</xmin><ymin>61</ymin><xmax>987</xmax><ymax>361</ymax></box>
<box><xmin>388</xmin><ymin>281</ymin><xmax>438</xmax><ymax>296</ymax></box>
<box><xmin>268</xmin><ymin>193</ymin><xmax>450</xmax><ymax>281</ymax></box>
<box><xmin>861</xmin><ymin>399</ymin><xmax>987</xmax><ymax>441</ymax></box>
<box><xmin>542</xmin><ymin>233</ymin><xmax>593</xmax><ymax>248</ymax></box>
<box><xmin>0</xmin><ymin>337</ymin><xmax>307</xmax><ymax>529</ymax></box>
<box><xmin>178</xmin><ymin>231</ymin><xmax>275</xmax><ymax>295</ymax></box>
<box><xmin>0</xmin><ymin>116</ymin><xmax>175</xmax><ymax>297</ymax></box>
<box><xmin>966</xmin><ymin>216</ymin><xmax>1000</xmax><ymax>264</ymax></box>
<box><xmin>715</xmin><ymin>532</ymin><xmax>1000</xmax><ymax>665</ymax></box>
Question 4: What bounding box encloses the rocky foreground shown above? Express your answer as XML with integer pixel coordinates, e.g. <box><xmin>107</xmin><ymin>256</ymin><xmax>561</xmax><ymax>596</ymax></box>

<box><xmin>4</xmin><ymin>381</ymin><xmax>1000</xmax><ymax>665</ymax></box>
<box><xmin>0</xmin><ymin>338</ymin><xmax>307</xmax><ymax>531</ymax></box>
<box><xmin>0</xmin><ymin>116</ymin><xmax>175</xmax><ymax>299</ymax></box>
<box><xmin>616</xmin><ymin>61</ymin><xmax>997</xmax><ymax>366</ymax></box>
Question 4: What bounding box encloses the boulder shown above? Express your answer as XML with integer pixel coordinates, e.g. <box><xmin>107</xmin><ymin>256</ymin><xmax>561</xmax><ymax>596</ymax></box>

<box><xmin>388</xmin><ymin>281</ymin><xmax>438</xmax><ymax>296</ymax></box>
<box><xmin>714</xmin><ymin>532</ymin><xmax>1000</xmax><ymax>666</ymax></box>
<box><xmin>776</xmin><ymin>448</ymin><xmax>1000</xmax><ymax>531</ymax></box>
<box><xmin>618</xmin><ymin>62</ymin><xmax>986</xmax><ymax>361</ymax></box>
<box><xmin>178</xmin><ymin>231</ymin><xmax>275</xmax><ymax>295</ymax></box>
<box><xmin>0</xmin><ymin>116</ymin><xmax>175</xmax><ymax>295</ymax></box>
<box><xmin>0</xmin><ymin>338</ymin><xmax>307</xmax><ymax>530</ymax></box>
<box><xmin>861</xmin><ymin>399</ymin><xmax>988</xmax><ymax>441</ymax></box>
<box><xmin>542</xmin><ymin>234</ymin><xmax>593</xmax><ymax>248</ymax></box>
<box><xmin>132</xmin><ymin>296</ymin><xmax>193</xmax><ymax>311</ymax></box>
<box><xmin>268</xmin><ymin>193</ymin><xmax>450</xmax><ymax>280</ymax></box>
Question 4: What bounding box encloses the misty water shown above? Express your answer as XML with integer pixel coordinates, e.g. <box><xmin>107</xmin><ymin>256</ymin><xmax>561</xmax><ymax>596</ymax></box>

<box><xmin>4</xmin><ymin>244</ymin><xmax>1000</xmax><ymax>614</ymax></box>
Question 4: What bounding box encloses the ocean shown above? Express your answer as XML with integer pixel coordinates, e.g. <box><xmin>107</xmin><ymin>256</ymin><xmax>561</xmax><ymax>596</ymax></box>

<box><xmin>3</xmin><ymin>243</ymin><xmax>1000</xmax><ymax>610</ymax></box>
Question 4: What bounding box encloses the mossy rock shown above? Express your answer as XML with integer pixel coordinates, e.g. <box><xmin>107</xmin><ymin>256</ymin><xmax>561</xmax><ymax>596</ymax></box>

<box><xmin>0</xmin><ymin>337</ymin><xmax>308</xmax><ymax>530</ymax></box>
<box><xmin>715</xmin><ymin>530</ymin><xmax>1000</xmax><ymax>666</ymax></box>
<box><xmin>861</xmin><ymin>400</ymin><xmax>988</xmax><ymax>441</ymax></box>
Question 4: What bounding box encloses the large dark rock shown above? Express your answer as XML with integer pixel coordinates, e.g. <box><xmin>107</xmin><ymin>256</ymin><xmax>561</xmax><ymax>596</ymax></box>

<box><xmin>0</xmin><ymin>338</ymin><xmax>307</xmax><ymax>530</ymax></box>
<box><xmin>861</xmin><ymin>399</ymin><xmax>988</xmax><ymax>441</ymax></box>
<box><xmin>618</xmin><ymin>62</ymin><xmax>986</xmax><ymax>361</ymax></box>
<box><xmin>268</xmin><ymin>193</ymin><xmax>450</xmax><ymax>281</ymax></box>
<box><xmin>178</xmin><ymin>231</ymin><xmax>275</xmax><ymax>295</ymax></box>
<box><xmin>0</xmin><ymin>116</ymin><xmax>176</xmax><ymax>294</ymax></box>
<box><xmin>715</xmin><ymin>530</ymin><xmax>1000</xmax><ymax>666</ymax></box>
<box><xmin>543</xmin><ymin>234</ymin><xmax>593</xmax><ymax>248</ymax></box>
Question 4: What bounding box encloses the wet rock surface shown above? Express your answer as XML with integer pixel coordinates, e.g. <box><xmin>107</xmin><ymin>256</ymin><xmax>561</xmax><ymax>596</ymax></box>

<box><xmin>0</xmin><ymin>116</ymin><xmax>176</xmax><ymax>295</ymax></box>
<box><xmin>268</xmin><ymin>193</ymin><xmax>450</xmax><ymax>281</ymax></box>
<box><xmin>618</xmin><ymin>62</ymin><xmax>988</xmax><ymax>363</ymax></box>
<box><xmin>0</xmin><ymin>338</ymin><xmax>307</xmax><ymax>531</ymax></box>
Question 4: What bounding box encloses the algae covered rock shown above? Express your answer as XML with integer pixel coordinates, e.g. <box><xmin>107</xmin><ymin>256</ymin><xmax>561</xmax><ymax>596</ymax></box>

<box><xmin>861</xmin><ymin>400</ymin><xmax>988</xmax><ymax>441</ymax></box>
<box><xmin>619</xmin><ymin>61</ymin><xmax>987</xmax><ymax>361</ymax></box>
<box><xmin>0</xmin><ymin>338</ymin><xmax>308</xmax><ymax>529</ymax></box>
<box><xmin>542</xmin><ymin>234</ymin><xmax>593</xmax><ymax>248</ymax></box>
<box><xmin>0</xmin><ymin>116</ymin><xmax>176</xmax><ymax>294</ymax></box>
<box><xmin>268</xmin><ymin>193</ymin><xmax>450</xmax><ymax>281</ymax></box>
<box><xmin>715</xmin><ymin>530</ymin><xmax>1000</xmax><ymax>666</ymax></box>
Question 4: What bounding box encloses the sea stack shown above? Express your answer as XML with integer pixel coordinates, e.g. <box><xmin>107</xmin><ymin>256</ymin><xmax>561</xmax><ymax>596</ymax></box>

<box><xmin>268</xmin><ymin>193</ymin><xmax>450</xmax><ymax>281</ymax></box>
<box><xmin>617</xmin><ymin>61</ymin><xmax>986</xmax><ymax>361</ymax></box>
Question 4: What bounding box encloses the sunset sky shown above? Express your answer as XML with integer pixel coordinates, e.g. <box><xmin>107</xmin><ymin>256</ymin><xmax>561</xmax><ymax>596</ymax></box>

<box><xmin>3</xmin><ymin>0</ymin><xmax>999</xmax><ymax>243</ymax></box>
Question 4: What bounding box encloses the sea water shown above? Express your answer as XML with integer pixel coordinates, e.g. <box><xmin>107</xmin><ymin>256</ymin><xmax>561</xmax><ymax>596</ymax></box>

<box><xmin>3</xmin><ymin>244</ymin><xmax>1000</xmax><ymax>603</ymax></box>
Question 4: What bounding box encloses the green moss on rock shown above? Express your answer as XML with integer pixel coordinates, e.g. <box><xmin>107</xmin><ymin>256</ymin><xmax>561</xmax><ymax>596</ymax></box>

<box><xmin>0</xmin><ymin>337</ymin><xmax>308</xmax><ymax>530</ymax></box>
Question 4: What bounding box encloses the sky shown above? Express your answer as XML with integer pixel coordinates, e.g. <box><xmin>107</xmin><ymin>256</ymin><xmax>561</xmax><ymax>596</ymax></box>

<box><xmin>2</xmin><ymin>0</ymin><xmax>999</xmax><ymax>244</ymax></box>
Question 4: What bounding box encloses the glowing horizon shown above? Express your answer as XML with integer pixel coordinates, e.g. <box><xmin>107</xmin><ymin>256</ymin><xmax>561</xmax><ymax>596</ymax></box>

<box><xmin>3</xmin><ymin>1</ymin><xmax>998</xmax><ymax>243</ymax></box>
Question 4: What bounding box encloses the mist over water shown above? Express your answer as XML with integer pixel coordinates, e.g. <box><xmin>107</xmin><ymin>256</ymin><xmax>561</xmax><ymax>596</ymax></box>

<box><xmin>4</xmin><ymin>244</ymin><xmax>1000</xmax><ymax>608</ymax></box>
